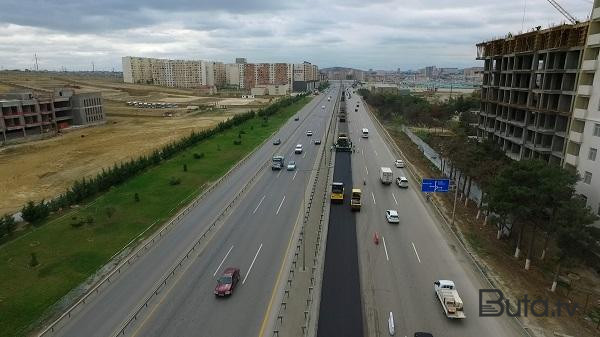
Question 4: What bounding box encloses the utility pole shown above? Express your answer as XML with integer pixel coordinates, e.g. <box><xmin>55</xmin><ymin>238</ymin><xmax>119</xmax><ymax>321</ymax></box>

<box><xmin>34</xmin><ymin>53</ymin><xmax>39</xmax><ymax>71</ymax></box>
<box><xmin>92</xmin><ymin>62</ymin><xmax>95</xmax><ymax>72</ymax></box>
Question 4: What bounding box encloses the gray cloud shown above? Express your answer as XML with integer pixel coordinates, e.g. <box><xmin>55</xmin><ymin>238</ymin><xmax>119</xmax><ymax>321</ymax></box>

<box><xmin>0</xmin><ymin>0</ymin><xmax>595</xmax><ymax>70</ymax></box>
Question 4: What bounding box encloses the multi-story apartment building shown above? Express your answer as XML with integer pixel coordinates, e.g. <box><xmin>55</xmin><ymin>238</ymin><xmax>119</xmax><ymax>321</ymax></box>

<box><xmin>0</xmin><ymin>89</ymin><xmax>104</xmax><ymax>144</ymax></box>
<box><xmin>476</xmin><ymin>23</ymin><xmax>588</xmax><ymax>165</ymax></box>
<box><xmin>122</xmin><ymin>57</ymin><xmax>318</xmax><ymax>93</ymax></box>
<box><xmin>566</xmin><ymin>1</ymin><xmax>600</xmax><ymax>219</ymax></box>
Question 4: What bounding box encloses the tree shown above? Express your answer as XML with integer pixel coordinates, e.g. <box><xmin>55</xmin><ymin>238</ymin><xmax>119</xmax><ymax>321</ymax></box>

<box><xmin>29</xmin><ymin>252</ymin><xmax>39</xmax><ymax>267</ymax></box>
<box><xmin>486</xmin><ymin>160</ymin><xmax>547</xmax><ymax>261</ymax></box>
<box><xmin>551</xmin><ymin>197</ymin><xmax>599</xmax><ymax>291</ymax></box>
<box><xmin>134</xmin><ymin>193</ymin><xmax>140</xmax><ymax>202</ymax></box>
<box><xmin>3</xmin><ymin>214</ymin><xmax>15</xmax><ymax>235</ymax></box>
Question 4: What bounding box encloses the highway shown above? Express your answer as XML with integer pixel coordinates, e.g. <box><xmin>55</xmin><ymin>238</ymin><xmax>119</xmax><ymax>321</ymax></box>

<box><xmin>52</xmin><ymin>85</ymin><xmax>341</xmax><ymax>337</ymax></box>
<box><xmin>346</xmin><ymin>89</ymin><xmax>526</xmax><ymax>337</ymax></box>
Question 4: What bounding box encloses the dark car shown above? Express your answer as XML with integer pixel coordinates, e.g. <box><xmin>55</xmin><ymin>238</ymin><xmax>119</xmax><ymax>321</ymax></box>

<box><xmin>414</xmin><ymin>333</ymin><xmax>433</xmax><ymax>337</ymax></box>
<box><xmin>214</xmin><ymin>267</ymin><xmax>241</xmax><ymax>296</ymax></box>
<box><xmin>294</xmin><ymin>116</ymin><xmax>300</xmax><ymax>121</ymax></box>
<box><xmin>273</xmin><ymin>139</ymin><xmax>281</xmax><ymax>145</ymax></box>
<box><xmin>314</xmin><ymin>139</ymin><xmax>321</xmax><ymax>145</ymax></box>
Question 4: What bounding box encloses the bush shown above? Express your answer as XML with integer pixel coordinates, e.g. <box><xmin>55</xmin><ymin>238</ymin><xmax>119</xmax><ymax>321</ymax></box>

<box><xmin>86</xmin><ymin>216</ymin><xmax>94</xmax><ymax>224</ymax></box>
<box><xmin>70</xmin><ymin>218</ymin><xmax>85</xmax><ymax>228</ymax></box>
<box><xmin>29</xmin><ymin>253</ymin><xmax>39</xmax><ymax>267</ymax></box>
<box><xmin>193</xmin><ymin>153</ymin><xmax>204</xmax><ymax>159</ymax></box>
<box><xmin>134</xmin><ymin>192</ymin><xmax>140</xmax><ymax>202</ymax></box>
<box><xmin>1</xmin><ymin>214</ymin><xmax>15</xmax><ymax>235</ymax></box>
<box><xmin>105</xmin><ymin>207</ymin><xmax>116</xmax><ymax>218</ymax></box>
<box><xmin>233</xmin><ymin>139</ymin><xmax>242</xmax><ymax>145</ymax></box>
<box><xmin>183</xmin><ymin>164</ymin><xmax>188</xmax><ymax>172</ymax></box>
<box><xmin>169</xmin><ymin>177</ymin><xmax>181</xmax><ymax>186</ymax></box>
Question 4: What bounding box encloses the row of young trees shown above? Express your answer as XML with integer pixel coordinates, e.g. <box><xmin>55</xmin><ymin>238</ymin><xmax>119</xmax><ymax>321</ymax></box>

<box><xmin>364</xmin><ymin>89</ymin><xmax>600</xmax><ymax>289</ymax></box>
<box><xmin>14</xmin><ymin>94</ymin><xmax>307</xmax><ymax>227</ymax></box>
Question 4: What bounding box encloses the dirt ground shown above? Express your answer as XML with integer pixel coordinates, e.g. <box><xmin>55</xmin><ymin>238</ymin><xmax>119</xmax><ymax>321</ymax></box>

<box><xmin>0</xmin><ymin>72</ymin><xmax>269</xmax><ymax>215</ymax></box>
<box><xmin>387</xmin><ymin>126</ymin><xmax>600</xmax><ymax>337</ymax></box>
<box><xmin>0</xmin><ymin>115</ymin><xmax>228</xmax><ymax>215</ymax></box>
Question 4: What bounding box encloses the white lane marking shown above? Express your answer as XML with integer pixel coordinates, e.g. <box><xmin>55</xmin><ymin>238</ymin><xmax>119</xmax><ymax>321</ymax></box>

<box><xmin>276</xmin><ymin>195</ymin><xmax>286</xmax><ymax>215</ymax></box>
<box><xmin>303</xmin><ymin>152</ymin><xmax>306</xmax><ymax>158</ymax></box>
<box><xmin>277</xmin><ymin>170</ymin><xmax>282</xmax><ymax>178</ymax></box>
<box><xmin>392</xmin><ymin>192</ymin><xmax>398</xmax><ymax>205</ymax></box>
<box><xmin>374</xmin><ymin>149</ymin><xmax>379</xmax><ymax>157</ymax></box>
<box><xmin>365</xmin><ymin>166</ymin><xmax>369</xmax><ymax>175</ymax></box>
<box><xmin>382</xmin><ymin>236</ymin><xmax>390</xmax><ymax>261</ymax></box>
<box><xmin>371</xmin><ymin>192</ymin><xmax>376</xmax><ymax>205</ymax></box>
<box><xmin>213</xmin><ymin>245</ymin><xmax>234</xmax><ymax>276</ymax></box>
<box><xmin>292</xmin><ymin>171</ymin><xmax>298</xmax><ymax>181</ymax></box>
<box><xmin>411</xmin><ymin>242</ymin><xmax>422</xmax><ymax>263</ymax></box>
<box><xmin>253</xmin><ymin>195</ymin><xmax>266</xmax><ymax>214</ymax></box>
<box><xmin>243</xmin><ymin>243</ymin><xmax>263</xmax><ymax>284</ymax></box>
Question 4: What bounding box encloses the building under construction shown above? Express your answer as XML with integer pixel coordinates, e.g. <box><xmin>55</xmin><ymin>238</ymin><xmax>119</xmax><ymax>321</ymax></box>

<box><xmin>476</xmin><ymin>22</ymin><xmax>588</xmax><ymax>164</ymax></box>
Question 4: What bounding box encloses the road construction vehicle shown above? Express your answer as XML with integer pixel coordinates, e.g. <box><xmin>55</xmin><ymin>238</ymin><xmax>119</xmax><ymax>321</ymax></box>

<box><xmin>335</xmin><ymin>133</ymin><xmax>352</xmax><ymax>152</ymax></box>
<box><xmin>434</xmin><ymin>280</ymin><xmax>466</xmax><ymax>319</ymax></box>
<box><xmin>272</xmin><ymin>156</ymin><xmax>285</xmax><ymax>170</ymax></box>
<box><xmin>350</xmin><ymin>189</ymin><xmax>362</xmax><ymax>211</ymax></box>
<box><xmin>331</xmin><ymin>182</ymin><xmax>344</xmax><ymax>203</ymax></box>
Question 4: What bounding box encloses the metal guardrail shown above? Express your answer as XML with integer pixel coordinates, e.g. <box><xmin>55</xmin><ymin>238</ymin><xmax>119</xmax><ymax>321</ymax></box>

<box><xmin>114</xmin><ymin>159</ymin><xmax>269</xmax><ymax>336</ymax></box>
<box><xmin>365</xmin><ymin>104</ymin><xmax>534</xmax><ymax>337</ymax></box>
<box><xmin>37</xmin><ymin>105</ymin><xmax>295</xmax><ymax>337</ymax></box>
<box><xmin>270</xmin><ymin>91</ymin><xmax>338</xmax><ymax>337</ymax></box>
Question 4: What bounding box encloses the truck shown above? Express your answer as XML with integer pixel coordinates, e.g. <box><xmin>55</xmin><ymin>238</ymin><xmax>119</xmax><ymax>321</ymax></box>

<box><xmin>380</xmin><ymin>167</ymin><xmax>393</xmax><ymax>184</ymax></box>
<box><xmin>335</xmin><ymin>133</ymin><xmax>352</xmax><ymax>152</ymax></box>
<box><xmin>434</xmin><ymin>280</ymin><xmax>466</xmax><ymax>319</ymax></box>
<box><xmin>272</xmin><ymin>155</ymin><xmax>285</xmax><ymax>170</ymax></box>
<box><xmin>350</xmin><ymin>189</ymin><xmax>362</xmax><ymax>211</ymax></box>
<box><xmin>331</xmin><ymin>182</ymin><xmax>344</xmax><ymax>203</ymax></box>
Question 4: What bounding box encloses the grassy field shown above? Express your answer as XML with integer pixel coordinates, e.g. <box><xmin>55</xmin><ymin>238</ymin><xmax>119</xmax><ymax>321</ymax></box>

<box><xmin>0</xmin><ymin>96</ymin><xmax>311</xmax><ymax>336</ymax></box>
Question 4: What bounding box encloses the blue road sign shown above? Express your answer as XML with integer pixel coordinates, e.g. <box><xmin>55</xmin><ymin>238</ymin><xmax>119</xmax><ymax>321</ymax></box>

<box><xmin>421</xmin><ymin>178</ymin><xmax>450</xmax><ymax>193</ymax></box>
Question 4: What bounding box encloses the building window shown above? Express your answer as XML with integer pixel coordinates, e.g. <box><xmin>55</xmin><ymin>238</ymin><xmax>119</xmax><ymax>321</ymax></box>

<box><xmin>589</xmin><ymin>148</ymin><xmax>598</xmax><ymax>161</ymax></box>
<box><xmin>594</xmin><ymin>123</ymin><xmax>600</xmax><ymax>137</ymax></box>
<box><xmin>583</xmin><ymin>171</ymin><xmax>592</xmax><ymax>184</ymax></box>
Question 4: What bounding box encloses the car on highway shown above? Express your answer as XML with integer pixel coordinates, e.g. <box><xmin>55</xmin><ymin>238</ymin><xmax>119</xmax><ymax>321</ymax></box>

<box><xmin>414</xmin><ymin>333</ymin><xmax>433</xmax><ymax>337</ymax></box>
<box><xmin>294</xmin><ymin>116</ymin><xmax>299</xmax><ymax>121</ymax></box>
<box><xmin>395</xmin><ymin>159</ymin><xmax>405</xmax><ymax>168</ymax></box>
<box><xmin>396</xmin><ymin>176</ymin><xmax>409</xmax><ymax>188</ymax></box>
<box><xmin>287</xmin><ymin>161</ymin><xmax>296</xmax><ymax>171</ymax></box>
<box><xmin>295</xmin><ymin>144</ymin><xmax>303</xmax><ymax>154</ymax></box>
<box><xmin>314</xmin><ymin>139</ymin><xmax>321</xmax><ymax>145</ymax></box>
<box><xmin>214</xmin><ymin>267</ymin><xmax>240</xmax><ymax>296</ymax></box>
<box><xmin>273</xmin><ymin>139</ymin><xmax>281</xmax><ymax>145</ymax></box>
<box><xmin>306</xmin><ymin>130</ymin><xmax>313</xmax><ymax>136</ymax></box>
<box><xmin>321</xmin><ymin>105</ymin><xmax>325</xmax><ymax>109</ymax></box>
<box><xmin>386</xmin><ymin>210</ymin><xmax>400</xmax><ymax>223</ymax></box>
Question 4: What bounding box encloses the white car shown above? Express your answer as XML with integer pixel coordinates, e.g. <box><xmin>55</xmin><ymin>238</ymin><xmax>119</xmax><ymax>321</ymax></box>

<box><xmin>395</xmin><ymin>159</ymin><xmax>405</xmax><ymax>168</ymax></box>
<box><xmin>396</xmin><ymin>176</ymin><xmax>409</xmax><ymax>188</ymax></box>
<box><xmin>295</xmin><ymin>144</ymin><xmax>303</xmax><ymax>154</ymax></box>
<box><xmin>306</xmin><ymin>130</ymin><xmax>313</xmax><ymax>136</ymax></box>
<box><xmin>386</xmin><ymin>210</ymin><xmax>400</xmax><ymax>223</ymax></box>
<box><xmin>287</xmin><ymin>161</ymin><xmax>296</xmax><ymax>171</ymax></box>
<box><xmin>321</xmin><ymin>105</ymin><xmax>325</xmax><ymax>109</ymax></box>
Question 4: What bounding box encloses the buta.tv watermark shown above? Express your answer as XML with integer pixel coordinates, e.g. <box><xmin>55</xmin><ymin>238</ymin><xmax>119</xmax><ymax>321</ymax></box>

<box><xmin>479</xmin><ymin>289</ymin><xmax>578</xmax><ymax>317</ymax></box>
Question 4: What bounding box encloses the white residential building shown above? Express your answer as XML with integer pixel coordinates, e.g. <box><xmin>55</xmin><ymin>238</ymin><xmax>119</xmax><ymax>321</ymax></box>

<box><xmin>567</xmin><ymin>0</ymin><xmax>600</xmax><ymax>222</ymax></box>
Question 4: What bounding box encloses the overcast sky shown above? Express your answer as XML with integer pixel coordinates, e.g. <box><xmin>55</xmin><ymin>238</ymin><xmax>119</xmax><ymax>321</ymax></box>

<box><xmin>0</xmin><ymin>0</ymin><xmax>594</xmax><ymax>71</ymax></box>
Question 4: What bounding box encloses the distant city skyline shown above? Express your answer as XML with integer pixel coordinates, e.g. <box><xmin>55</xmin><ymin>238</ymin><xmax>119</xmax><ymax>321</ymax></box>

<box><xmin>0</xmin><ymin>0</ymin><xmax>594</xmax><ymax>71</ymax></box>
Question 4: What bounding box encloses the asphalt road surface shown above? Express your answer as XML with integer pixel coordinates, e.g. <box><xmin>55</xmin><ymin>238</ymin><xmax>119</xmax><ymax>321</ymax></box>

<box><xmin>346</xmin><ymin>89</ymin><xmax>526</xmax><ymax>337</ymax></box>
<box><xmin>317</xmin><ymin>111</ymin><xmax>364</xmax><ymax>337</ymax></box>
<box><xmin>53</xmin><ymin>85</ymin><xmax>341</xmax><ymax>337</ymax></box>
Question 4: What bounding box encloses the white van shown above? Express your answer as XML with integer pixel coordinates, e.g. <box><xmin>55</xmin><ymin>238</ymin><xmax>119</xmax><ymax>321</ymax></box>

<box><xmin>362</xmin><ymin>128</ymin><xmax>369</xmax><ymax>138</ymax></box>
<box><xmin>295</xmin><ymin>144</ymin><xmax>303</xmax><ymax>154</ymax></box>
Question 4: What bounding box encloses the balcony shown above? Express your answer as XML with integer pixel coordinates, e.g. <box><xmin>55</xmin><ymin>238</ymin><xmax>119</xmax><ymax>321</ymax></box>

<box><xmin>582</xmin><ymin>60</ymin><xmax>597</xmax><ymax>71</ymax></box>
<box><xmin>569</xmin><ymin>130</ymin><xmax>584</xmax><ymax>143</ymax></box>
<box><xmin>565</xmin><ymin>153</ymin><xmax>578</xmax><ymax>166</ymax></box>
<box><xmin>574</xmin><ymin>108</ymin><xmax>587</xmax><ymax>119</ymax></box>
<box><xmin>578</xmin><ymin>85</ymin><xmax>593</xmax><ymax>96</ymax></box>
<box><xmin>588</xmin><ymin>33</ymin><xmax>600</xmax><ymax>46</ymax></box>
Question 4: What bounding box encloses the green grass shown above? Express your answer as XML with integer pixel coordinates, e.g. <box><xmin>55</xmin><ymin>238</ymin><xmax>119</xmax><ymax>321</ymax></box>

<box><xmin>0</xmin><ymin>96</ymin><xmax>311</xmax><ymax>336</ymax></box>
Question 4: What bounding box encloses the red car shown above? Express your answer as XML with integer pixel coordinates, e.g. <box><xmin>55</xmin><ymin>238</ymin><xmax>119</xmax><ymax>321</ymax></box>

<box><xmin>214</xmin><ymin>267</ymin><xmax>241</xmax><ymax>296</ymax></box>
